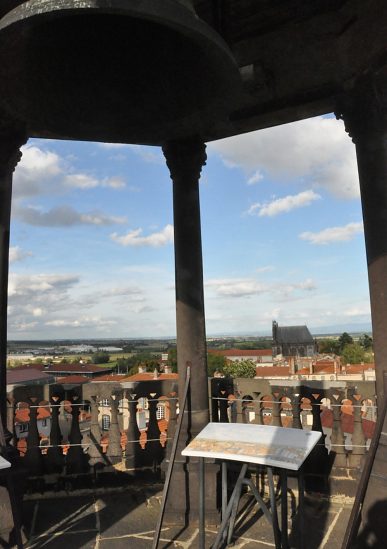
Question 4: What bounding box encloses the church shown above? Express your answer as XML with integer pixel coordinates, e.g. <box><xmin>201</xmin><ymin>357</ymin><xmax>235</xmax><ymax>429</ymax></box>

<box><xmin>272</xmin><ymin>320</ymin><xmax>317</xmax><ymax>358</ymax></box>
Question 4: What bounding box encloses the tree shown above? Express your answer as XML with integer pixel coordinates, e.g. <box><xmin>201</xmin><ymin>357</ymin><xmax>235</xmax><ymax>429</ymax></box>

<box><xmin>122</xmin><ymin>344</ymin><xmax>135</xmax><ymax>353</ymax></box>
<box><xmin>341</xmin><ymin>343</ymin><xmax>365</xmax><ymax>365</ymax></box>
<box><xmin>359</xmin><ymin>334</ymin><xmax>373</xmax><ymax>351</ymax></box>
<box><xmin>207</xmin><ymin>354</ymin><xmax>226</xmax><ymax>377</ymax></box>
<box><xmin>317</xmin><ymin>339</ymin><xmax>340</xmax><ymax>355</ymax></box>
<box><xmin>115</xmin><ymin>357</ymin><xmax>131</xmax><ymax>374</ymax></box>
<box><xmin>117</xmin><ymin>352</ymin><xmax>162</xmax><ymax>375</ymax></box>
<box><xmin>92</xmin><ymin>351</ymin><xmax>110</xmax><ymax>364</ymax></box>
<box><xmin>338</xmin><ymin>332</ymin><xmax>353</xmax><ymax>351</ymax></box>
<box><xmin>223</xmin><ymin>360</ymin><xmax>256</xmax><ymax>378</ymax></box>
<box><xmin>168</xmin><ymin>348</ymin><xmax>178</xmax><ymax>373</ymax></box>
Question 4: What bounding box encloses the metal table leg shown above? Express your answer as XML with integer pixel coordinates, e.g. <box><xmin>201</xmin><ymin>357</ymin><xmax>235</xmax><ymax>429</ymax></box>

<box><xmin>221</xmin><ymin>461</ymin><xmax>228</xmax><ymax>545</ymax></box>
<box><xmin>281</xmin><ymin>469</ymin><xmax>288</xmax><ymax>549</ymax></box>
<box><xmin>298</xmin><ymin>467</ymin><xmax>305</xmax><ymax>549</ymax></box>
<box><xmin>226</xmin><ymin>469</ymin><xmax>244</xmax><ymax>546</ymax></box>
<box><xmin>212</xmin><ymin>464</ymin><xmax>248</xmax><ymax>549</ymax></box>
<box><xmin>267</xmin><ymin>467</ymin><xmax>282</xmax><ymax>549</ymax></box>
<box><xmin>199</xmin><ymin>457</ymin><xmax>205</xmax><ymax>549</ymax></box>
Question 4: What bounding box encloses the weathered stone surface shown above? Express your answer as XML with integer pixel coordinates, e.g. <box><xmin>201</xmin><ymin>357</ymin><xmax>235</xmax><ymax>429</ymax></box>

<box><xmin>0</xmin><ymin>2</ymin><xmax>386</xmax><ymax>143</ymax></box>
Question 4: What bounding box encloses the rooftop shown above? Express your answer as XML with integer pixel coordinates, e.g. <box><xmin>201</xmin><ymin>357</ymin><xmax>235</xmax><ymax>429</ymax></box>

<box><xmin>12</xmin><ymin>363</ymin><xmax>111</xmax><ymax>375</ymax></box>
<box><xmin>209</xmin><ymin>349</ymin><xmax>272</xmax><ymax>357</ymax></box>
<box><xmin>6</xmin><ymin>368</ymin><xmax>55</xmax><ymax>386</ymax></box>
<box><xmin>123</xmin><ymin>372</ymin><xmax>179</xmax><ymax>382</ymax></box>
<box><xmin>274</xmin><ymin>325</ymin><xmax>314</xmax><ymax>345</ymax></box>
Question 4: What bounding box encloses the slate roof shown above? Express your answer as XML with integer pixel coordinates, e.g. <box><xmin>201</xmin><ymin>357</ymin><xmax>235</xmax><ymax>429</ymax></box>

<box><xmin>274</xmin><ymin>325</ymin><xmax>314</xmax><ymax>344</ymax></box>
<box><xmin>7</xmin><ymin>368</ymin><xmax>55</xmax><ymax>386</ymax></box>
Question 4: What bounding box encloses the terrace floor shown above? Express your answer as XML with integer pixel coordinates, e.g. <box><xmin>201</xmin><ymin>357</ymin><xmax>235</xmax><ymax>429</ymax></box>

<box><xmin>3</xmin><ymin>478</ymin><xmax>353</xmax><ymax>549</ymax></box>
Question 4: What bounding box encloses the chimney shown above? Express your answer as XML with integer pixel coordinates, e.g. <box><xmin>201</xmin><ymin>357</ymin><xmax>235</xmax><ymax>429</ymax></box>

<box><xmin>138</xmin><ymin>363</ymin><xmax>146</xmax><ymax>374</ymax></box>
<box><xmin>164</xmin><ymin>364</ymin><xmax>171</xmax><ymax>374</ymax></box>
<box><xmin>153</xmin><ymin>368</ymin><xmax>159</xmax><ymax>379</ymax></box>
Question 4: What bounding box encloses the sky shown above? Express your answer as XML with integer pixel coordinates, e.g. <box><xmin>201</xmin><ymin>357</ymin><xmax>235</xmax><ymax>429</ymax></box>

<box><xmin>8</xmin><ymin>114</ymin><xmax>371</xmax><ymax>340</ymax></box>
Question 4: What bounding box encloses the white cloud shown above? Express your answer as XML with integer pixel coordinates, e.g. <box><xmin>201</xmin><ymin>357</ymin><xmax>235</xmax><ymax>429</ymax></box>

<box><xmin>63</xmin><ymin>173</ymin><xmax>99</xmax><ymax>189</ymax></box>
<box><xmin>299</xmin><ymin>222</ymin><xmax>363</xmax><ymax>245</ymax></box>
<box><xmin>9</xmin><ymin>246</ymin><xmax>32</xmax><ymax>263</ymax></box>
<box><xmin>8</xmin><ymin>273</ymin><xmax>79</xmax><ymax>299</ymax></box>
<box><xmin>343</xmin><ymin>303</ymin><xmax>371</xmax><ymax>318</ymax></box>
<box><xmin>63</xmin><ymin>174</ymin><xmax>126</xmax><ymax>189</ymax></box>
<box><xmin>14</xmin><ymin>144</ymin><xmax>126</xmax><ymax>199</ymax></box>
<box><xmin>11</xmin><ymin>321</ymin><xmax>38</xmax><ymax>332</ymax></box>
<box><xmin>275</xmin><ymin>278</ymin><xmax>317</xmax><ymax>299</ymax></box>
<box><xmin>13</xmin><ymin>204</ymin><xmax>126</xmax><ymax>227</ymax></box>
<box><xmin>205</xmin><ymin>276</ymin><xmax>317</xmax><ymax>301</ymax></box>
<box><xmin>80</xmin><ymin>212</ymin><xmax>127</xmax><ymax>226</ymax></box>
<box><xmin>249</xmin><ymin>190</ymin><xmax>321</xmax><ymax>217</ymax></box>
<box><xmin>111</xmin><ymin>224</ymin><xmax>174</xmax><ymax>247</ymax></box>
<box><xmin>101</xmin><ymin>286</ymin><xmax>144</xmax><ymax>300</ymax></box>
<box><xmin>206</xmin><ymin>278</ymin><xmax>267</xmax><ymax>298</ymax></box>
<box><xmin>106</xmin><ymin>176</ymin><xmax>126</xmax><ymax>189</ymax></box>
<box><xmin>14</xmin><ymin>145</ymin><xmax>62</xmax><ymax>198</ymax></box>
<box><xmin>247</xmin><ymin>170</ymin><xmax>264</xmax><ymax>185</ymax></box>
<box><xmin>45</xmin><ymin>316</ymin><xmax>117</xmax><ymax>328</ymax></box>
<box><xmin>98</xmin><ymin>143</ymin><xmax>128</xmax><ymax>149</ymax></box>
<box><xmin>256</xmin><ymin>265</ymin><xmax>274</xmax><ymax>274</ymax></box>
<box><xmin>7</xmin><ymin>273</ymin><xmax>120</xmax><ymax>335</ymax></box>
<box><xmin>210</xmin><ymin>116</ymin><xmax>359</xmax><ymax>199</ymax></box>
<box><xmin>130</xmin><ymin>305</ymin><xmax>155</xmax><ymax>314</ymax></box>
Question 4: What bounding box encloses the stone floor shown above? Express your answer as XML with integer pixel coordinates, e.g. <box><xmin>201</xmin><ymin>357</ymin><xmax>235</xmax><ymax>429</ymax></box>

<box><xmin>0</xmin><ymin>481</ymin><xmax>354</xmax><ymax>549</ymax></box>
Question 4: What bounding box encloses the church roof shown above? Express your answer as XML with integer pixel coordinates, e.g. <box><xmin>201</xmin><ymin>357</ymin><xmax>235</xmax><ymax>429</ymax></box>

<box><xmin>275</xmin><ymin>325</ymin><xmax>314</xmax><ymax>344</ymax></box>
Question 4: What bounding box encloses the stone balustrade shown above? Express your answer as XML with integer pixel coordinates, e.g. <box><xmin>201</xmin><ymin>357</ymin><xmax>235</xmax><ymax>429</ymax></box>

<box><xmin>5</xmin><ymin>376</ymin><xmax>377</xmax><ymax>493</ymax></box>
<box><xmin>211</xmin><ymin>377</ymin><xmax>377</xmax><ymax>485</ymax></box>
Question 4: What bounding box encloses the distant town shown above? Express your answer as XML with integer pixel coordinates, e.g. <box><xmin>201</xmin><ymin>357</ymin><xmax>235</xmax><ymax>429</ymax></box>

<box><xmin>6</xmin><ymin>321</ymin><xmax>376</xmax><ymax>491</ymax></box>
<box><xmin>7</xmin><ymin>321</ymin><xmax>374</xmax><ymax>383</ymax></box>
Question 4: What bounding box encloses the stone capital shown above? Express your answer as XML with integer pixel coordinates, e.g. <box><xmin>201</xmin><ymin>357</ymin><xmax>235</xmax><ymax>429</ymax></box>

<box><xmin>0</xmin><ymin>118</ymin><xmax>27</xmax><ymax>176</ymax></box>
<box><xmin>335</xmin><ymin>72</ymin><xmax>387</xmax><ymax>144</ymax></box>
<box><xmin>162</xmin><ymin>139</ymin><xmax>207</xmax><ymax>184</ymax></box>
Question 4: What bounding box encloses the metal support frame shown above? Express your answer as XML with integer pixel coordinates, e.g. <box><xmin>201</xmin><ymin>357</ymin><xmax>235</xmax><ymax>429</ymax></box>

<box><xmin>198</xmin><ymin>460</ymin><xmax>305</xmax><ymax>549</ymax></box>
<box><xmin>152</xmin><ymin>364</ymin><xmax>191</xmax><ymax>549</ymax></box>
<box><xmin>341</xmin><ymin>386</ymin><xmax>387</xmax><ymax>549</ymax></box>
<box><xmin>211</xmin><ymin>463</ymin><xmax>285</xmax><ymax>549</ymax></box>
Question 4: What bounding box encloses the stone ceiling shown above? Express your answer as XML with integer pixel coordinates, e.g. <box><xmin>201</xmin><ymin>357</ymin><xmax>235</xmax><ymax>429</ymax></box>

<box><xmin>0</xmin><ymin>0</ymin><xmax>385</xmax><ymax>143</ymax></box>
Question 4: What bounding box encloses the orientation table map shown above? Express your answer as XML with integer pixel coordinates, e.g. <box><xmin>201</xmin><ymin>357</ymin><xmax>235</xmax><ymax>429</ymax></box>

<box><xmin>182</xmin><ymin>423</ymin><xmax>321</xmax><ymax>471</ymax></box>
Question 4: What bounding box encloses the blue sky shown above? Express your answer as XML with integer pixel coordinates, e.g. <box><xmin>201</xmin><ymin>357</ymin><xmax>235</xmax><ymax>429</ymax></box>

<box><xmin>8</xmin><ymin>115</ymin><xmax>371</xmax><ymax>339</ymax></box>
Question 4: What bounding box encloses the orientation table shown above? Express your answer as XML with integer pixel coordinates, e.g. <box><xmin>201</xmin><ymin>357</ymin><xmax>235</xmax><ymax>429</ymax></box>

<box><xmin>182</xmin><ymin>422</ymin><xmax>321</xmax><ymax>549</ymax></box>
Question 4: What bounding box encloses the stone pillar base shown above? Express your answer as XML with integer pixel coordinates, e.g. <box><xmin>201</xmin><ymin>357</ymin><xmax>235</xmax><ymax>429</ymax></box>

<box><xmin>162</xmin><ymin>459</ymin><xmax>221</xmax><ymax>526</ymax></box>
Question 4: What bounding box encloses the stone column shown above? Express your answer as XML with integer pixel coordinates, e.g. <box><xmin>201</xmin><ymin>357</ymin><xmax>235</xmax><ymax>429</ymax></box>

<box><xmin>336</xmin><ymin>73</ymin><xmax>387</xmax><ymax>404</ymax></box>
<box><xmin>163</xmin><ymin>139</ymin><xmax>218</xmax><ymax>524</ymax></box>
<box><xmin>0</xmin><ymin>126</ymin><xmax>26</xmax><ymax>429</ymax></box>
